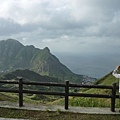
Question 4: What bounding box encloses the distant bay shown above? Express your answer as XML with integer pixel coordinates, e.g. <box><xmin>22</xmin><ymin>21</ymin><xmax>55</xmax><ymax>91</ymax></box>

<box><xmin>56</xmin><ymin>53</ymin><xmax>120</xmax><ymax>78</ymax></box>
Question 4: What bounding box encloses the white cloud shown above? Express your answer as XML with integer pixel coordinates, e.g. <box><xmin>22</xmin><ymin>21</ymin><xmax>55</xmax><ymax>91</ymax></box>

<box><xmin>0</xmin><ymin>0</ymin><xmax>120</xmax><ymax>55</ymax></box>
<box><xmin>42</xmin><ymin>38</ymin><xmax>56</xmax><ymax>43</ymax></box>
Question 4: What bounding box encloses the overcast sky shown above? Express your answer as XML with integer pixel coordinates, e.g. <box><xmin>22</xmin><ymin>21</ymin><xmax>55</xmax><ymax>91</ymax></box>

<box><xmin>0</xmin><ymin>0</ymin><xmax>120</xmax><ymax>55</ymax></box>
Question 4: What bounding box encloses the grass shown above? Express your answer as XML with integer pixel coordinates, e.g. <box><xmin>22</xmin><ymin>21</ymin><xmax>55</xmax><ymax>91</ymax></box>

<box><xmin>0</xmin><ymin>92</ymin><xmax>18</xmax><ymax>102</ymax></box>
<box><xmin>0</xmin><ymin>107</ymin><xmax>120</xmax><ymax>120</ymax></box>
<box><xmin>49</xmin><ymin>97</ymin><xmax>120</xmax><ymax>108</ymax></box>
<box><xmin>1</xmin><ymin>90</ymin><xmax>120</xmax><ymax>109</ymax></box>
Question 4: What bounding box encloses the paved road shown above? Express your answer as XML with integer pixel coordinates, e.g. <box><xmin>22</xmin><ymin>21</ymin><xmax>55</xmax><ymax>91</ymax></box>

<box><xmin>0</xmin><ymin>101</ymin><xmax>120</xmax><ymax>114</ymax></box>
<box><xmin>0</xmin><ymin>101</ymin><xmax>120</xmax><ymax>120</ymax></box>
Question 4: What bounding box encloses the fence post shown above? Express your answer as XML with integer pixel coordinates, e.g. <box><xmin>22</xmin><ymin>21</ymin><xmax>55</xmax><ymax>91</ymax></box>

<box><xmin>65</xmin><ymin>80</ymin><xmax>69</xmax><ymax>110</ymax></box>
<box><xmin>111</xmin><ymin>83</ymin><xmax>116</xmax><ymax>112</ymax></box>
<box><xmin>19</xmin><ymin>78</ymin><xmax>23</xmax><ymax>107</ymax></box>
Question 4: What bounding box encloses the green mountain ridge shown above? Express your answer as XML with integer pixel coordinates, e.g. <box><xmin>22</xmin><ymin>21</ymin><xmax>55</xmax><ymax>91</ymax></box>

<box><xmin>0</xmin><ymin>69</ymin><xmax>62</xmax><ymax>83</ymax></box>
<box><xmin>0</xmin><ymin>69</ymin><xmax>64</xmax><ymax>102</ymax></box>
<box><xmin>0</xmin><ymin>39</ymin><xmax>96</xmax><ymax>84</ymax></box>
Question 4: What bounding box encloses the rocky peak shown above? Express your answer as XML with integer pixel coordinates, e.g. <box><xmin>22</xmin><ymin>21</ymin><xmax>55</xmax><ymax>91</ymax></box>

<box><xmin>43</xmin><ymin>47</ymin><xmax>50</xmax><ymax>53</ymax></box>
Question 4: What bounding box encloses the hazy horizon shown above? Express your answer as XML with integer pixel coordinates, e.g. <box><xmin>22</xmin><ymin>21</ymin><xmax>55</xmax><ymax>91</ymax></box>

<box><xmin>56</xmin><ymin>53</ymin><xmax>120</xmax><ymax>78</ymax></box>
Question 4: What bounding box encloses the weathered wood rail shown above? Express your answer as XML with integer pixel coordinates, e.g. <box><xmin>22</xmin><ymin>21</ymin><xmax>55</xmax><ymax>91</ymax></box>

<box><xmin>0</xmin><ymin>78</ymin><xmax>119</xmax><ymax>112</ymax></box>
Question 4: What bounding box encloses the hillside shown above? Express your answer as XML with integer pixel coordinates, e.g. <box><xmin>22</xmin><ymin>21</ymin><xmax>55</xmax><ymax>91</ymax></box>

<box><xmin>0</xmin><ymin>69</ymin><xmax>64</xmax><ymax>93</ymax></box>
<box><xmin>0</xmin><ymin>39</ymin><xmax>96</xmax><ymax>84</ymax></box>
<box><xmin>50</xmin><ymin>71</ymin><xmax>120</xmax><ymax>107</ymax></box>
<box><xmin>0</xmin><ymin>69</ymin><xmax>62</xmax><ymax>83</ymax></box>
<box><xmin>94</xmin><ymin>71</ymin><xmax>119</xmax><ymax>86</ymax></box>
<box><xmin>0</xmin><ymin>69</ymin><xmax>64</xmax><ymax>102</ymax></box>
<box><xmin>0</xmin><ymin>69</ymin><xmax>119</xmax><ymax>107</ymax></box>
<box><xmin>83</xmin><ymin>71</ymin><xmax>119</xmax><ymax>97</ymax></box>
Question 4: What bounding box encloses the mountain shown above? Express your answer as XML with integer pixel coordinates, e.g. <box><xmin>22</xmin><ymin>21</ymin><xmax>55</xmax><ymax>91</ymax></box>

<box><xmin>0</xmin><ymin>69</ymin><xmax>62</xmax><ymax>83</ymax></box>
<box><xmin>0</xmin><ymin>69</ymin><xmax>63</xmax><ymax>91</ymax></box>
<box><xmin>0</xmin><ymin>39</ymin><xmax>96</xmax><ymax>83</ymax></box>
<box><xmin>0</xmin><ymin>69</ymin><xmax>64</xmax><ymax>102</ymax></box>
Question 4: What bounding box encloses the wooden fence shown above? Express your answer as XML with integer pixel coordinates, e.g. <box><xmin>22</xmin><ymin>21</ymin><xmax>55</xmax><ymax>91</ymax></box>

<box><xmin>0</xmin><ymin>78</ymin><xmax>119</xmax><ymax>112</ymax></box>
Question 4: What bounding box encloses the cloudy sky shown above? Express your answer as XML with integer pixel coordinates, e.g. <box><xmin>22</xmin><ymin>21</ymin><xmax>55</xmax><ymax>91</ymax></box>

<box><xmin>0</xmin><ymin>0</ymin><xmax>120</xmax><ymax>77</ymax></box>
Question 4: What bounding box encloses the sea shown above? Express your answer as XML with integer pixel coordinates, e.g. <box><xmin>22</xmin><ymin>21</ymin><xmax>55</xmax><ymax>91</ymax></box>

<box><xmin>56</xmin><ymin>53</ymin><xmax>120</xmax><ymax>79</ymax></box>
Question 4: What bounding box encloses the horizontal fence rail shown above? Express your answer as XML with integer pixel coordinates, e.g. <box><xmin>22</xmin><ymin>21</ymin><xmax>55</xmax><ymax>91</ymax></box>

<box><xmin>0</xmin><ymin>78</ymin><xmax>119</xmax><ymax>112</ymax></box>
<box><xmin>69</xmin><ymin>83</ymin><xmax>113</xmax><ymax>89</ymax></box>
<box><xmin>23</xmin><ymin>81</ymin><xmax>65</xmax><ymax>87</ymax></box>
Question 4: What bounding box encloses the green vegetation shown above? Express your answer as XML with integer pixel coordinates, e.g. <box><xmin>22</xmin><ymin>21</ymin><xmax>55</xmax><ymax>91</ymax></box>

<box><xmin>0</xmin><ymin>107</ymin><xmax>120</xmax><ymax>120</ymax></box>
<box><xmin>0</xmin><ymin>69</ymin><xmax>63</xmax><ymax>83</ymax></box>
<box><xmin>0</xmin><ymin>70</ymin><xmax>119</xmax><ymax>108</ymax></box>
<box><xmin>0</xmin><ymin>93</ymin><xmax>18</xmax><ymax>102</ymax></box>
<box><xmin>0</xmin><ymin>39</ymin><xmax>96</xmax><ymax>84</ymax></box>
<box><xmin>69</xmin><ymin>97</ymin><xmax>120</xmax><ymax>108</ymax></box>
<box><xmin>48</xmin><ymin>96</ymin><xmax>119</xmax><ymax>108</ymax></box>
<box><xmin>0</xmin><ymin>69</ymin><xmax>65</xmax><ymax>103</ymax></box>
<box><xmin>0</xmin><ymin>91</ymin><xmax>63</xmax><ymax>105</ymax></box>
<box><xmin>48</xmin><ymin>71</ymin><xmax>120</xmax><ymax>108</ymax></box>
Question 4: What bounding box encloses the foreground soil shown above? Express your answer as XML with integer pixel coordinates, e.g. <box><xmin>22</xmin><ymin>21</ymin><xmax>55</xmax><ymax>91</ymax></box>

<box><xmin>0</xmin><ymin>107</ymin><xmax>120</xmax><ymax>120</ymax></box>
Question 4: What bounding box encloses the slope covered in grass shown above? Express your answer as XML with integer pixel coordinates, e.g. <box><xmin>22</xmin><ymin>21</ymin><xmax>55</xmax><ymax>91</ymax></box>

<box><xmin>0</xmin><ymin>70</ymin><xmax>120</xmax><ymax>108</ymax></box>
<box><xmin>49</xmin><ymin>71</ymin><xmax>120</xmax><ymax>108</ymax></box>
